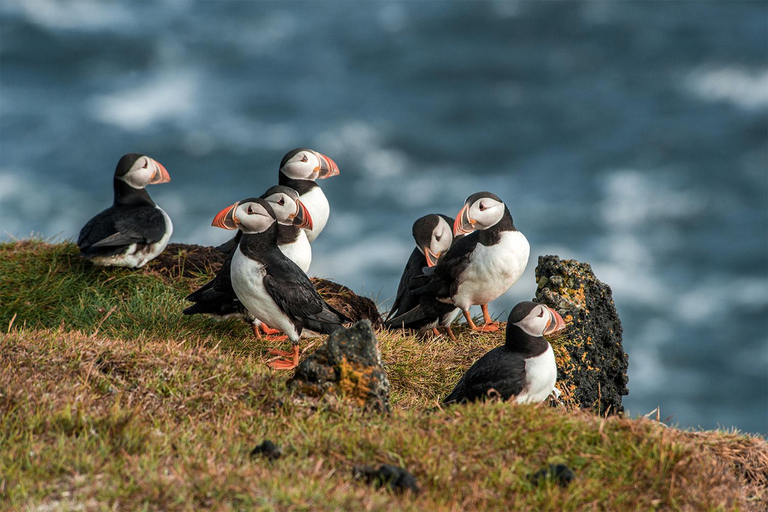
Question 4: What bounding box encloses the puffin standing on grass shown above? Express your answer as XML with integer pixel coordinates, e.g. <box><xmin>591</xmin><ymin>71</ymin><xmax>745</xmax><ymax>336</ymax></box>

<box><xmin>183</xmin><ymin>187</ymin><xmax>313</xmax><ymax>336</ymax></box>
<box><xmin>77</xmin><ymin>153</ymin><xmax>172</xmax><ymax>268</ymax></box>
<box><xmin>384</xmin><ymin>214</ymin><xmax>461</xmax><ymax>339</ymax></box>
<box><xmin>412</xmin><ymin>192</ymin><xmax>530</xmax><ymax>332</ymax></box>
<box><xmin>277</xmin><ymin>148</ymin><xmax>339</xmax><ymax>243</ymax></box>
<box><xmin>211</xmin><ymin>197</ymin><xmax>346</xmax><ymax>370</ymax></box>
<box><xmin>443</xmin><ymin>301</ymin><xmax>566</xmax><ymax>404</ymax></box>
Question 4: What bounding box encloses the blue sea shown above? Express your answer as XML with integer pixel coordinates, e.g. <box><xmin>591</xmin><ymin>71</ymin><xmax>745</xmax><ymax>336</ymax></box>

<box><xmin>1</xmin><ymin>1</ymin><xmax>766</xmax><ymax>435</ymax></box>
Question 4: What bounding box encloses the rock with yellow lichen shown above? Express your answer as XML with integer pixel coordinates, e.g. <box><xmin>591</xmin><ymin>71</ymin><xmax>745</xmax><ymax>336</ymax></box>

<box><xmin>536</xmin><ymin>255</ymin><xmax>629</xmax><ymax>416</ymax></box>
<box><xmin>287</xmin><ymin>320</ymin><xmax>391</xmax><ymax>412</ymax></box>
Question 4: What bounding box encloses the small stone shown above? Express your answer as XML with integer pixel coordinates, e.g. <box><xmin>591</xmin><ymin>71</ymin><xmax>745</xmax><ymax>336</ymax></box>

<box><xmin>528</xmin><ymin>463</ymin><xmax>575</xmax><ymax>487</ymax></box>
<box><xmin>353</xmin><ymin>464</ymin><xmax>420</xmax><ymax>494</ymax></box>
<box><xmin>288</xmin><ymin>320</ymin><xmax>390</xmax><ymax>412</ymax></box>
<box><xmin>250</xmin><ymin>440</ymin><xmax>282</xmax><ymax>461</ymax></box>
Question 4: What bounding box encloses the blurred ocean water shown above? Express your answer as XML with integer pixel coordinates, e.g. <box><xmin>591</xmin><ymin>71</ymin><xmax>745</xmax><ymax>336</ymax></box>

<box><xmin>1</xmin><ymin>1</ymin><xmax>766</xmax><ymax>434</ymax></box>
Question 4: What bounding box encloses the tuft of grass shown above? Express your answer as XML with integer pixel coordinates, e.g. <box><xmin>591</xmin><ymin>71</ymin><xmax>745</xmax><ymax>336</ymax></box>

<box><xmin>1</xmin><ymin>240</ymin><xmax>765</xmax><ymax>511</ymax></box>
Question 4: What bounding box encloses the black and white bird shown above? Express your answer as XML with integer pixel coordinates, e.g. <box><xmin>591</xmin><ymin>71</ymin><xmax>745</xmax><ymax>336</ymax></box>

<box><xmin>443</xmin><ymin>301</ymin><xmax>566</xmax><ymax>404</ymax></box>
<box><xmin>411</xmin><ymin>192</ymin><xmax>530</xmax><ymax>332</ymax></box>
<box><xmin>211</xmin><ymin>197</ymin><xmax>346</xmax><ymax>370</ymax></box>
<box><xmin>77</xmin><ymin>153</ymin><xmax>172</xmax><ymax>268</ymax></box>
<box><xmin>183</xmin><ymin>187</ymin><xmax>313</xmax><ymax>335</ymax></box>
<box><xmin>384</xmin><ymin>214</ymin><xmax>461</xmax><ymax>339</ymax></box>
<box><xmin>278</xmin><ymin>148</ymin><xmax>339</xmax><ymax>243</ymax></box>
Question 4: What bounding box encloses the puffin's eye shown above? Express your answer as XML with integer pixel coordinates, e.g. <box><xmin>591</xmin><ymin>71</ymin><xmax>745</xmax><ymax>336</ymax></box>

<box><xmin>300</xmin><ymin>154</ymin><xmax>309</xmax><ymax>163</ymax></box>
<box><xmin>246</xmin><ymin>205</ymin><xmax>254</xmax><ymax>215</ymax></box>
<box><xmin>435</xmin><ymin>234</ymin><xmax>442</xmax><ymax>242</ymax></box>
<box><xmin>538</xmin><ymin>307</ymin><xmax>545</xmax><ymax>317</ymax></box>
<box><xmin>278</xmin><ymin>197</ymin><xmax>285</xmax><ymax>206</ymax></box>
<box><xmin>141</xmin><ymin>159</ymin><xmax>149</xmax><ymax>169</ymax></box>
<box><xmin>479</xmin><ymin>203</ymin><xmax>486</xmax><ymax>211</ymax></box>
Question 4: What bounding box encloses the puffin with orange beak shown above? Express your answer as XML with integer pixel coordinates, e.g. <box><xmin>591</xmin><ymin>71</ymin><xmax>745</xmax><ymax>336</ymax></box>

<box><xmin>278</xmin><ymin>148</ymin><xmax>340</xmax><ymax>243</ymax></box>
<box><xmin>184</xmin><ymin>187</ymin><xmax>313</xmax><ymax>338</ymax></box>
<box><xmin>443</xmin><ymin>301</ymin><xmax>566</xmax><ymax>404</ymax></box>
<box><xmin>77</xmin><ymin>153</ymin><xmax>173</xmax><ymax>268</ymax></box>
<box><xmin>207</xmin><ymin>197</ymin><xmax>346</xmax><ymax>370</ymax></box>
<box><xmin>384</xmin><ymin>214</ymin><xmax>461</xmax><ymax>339</ymax></box>
<box><xmin>405</xmin><ymin>191</ymin><xmax>530</xmax><ymax>332</ymax></box>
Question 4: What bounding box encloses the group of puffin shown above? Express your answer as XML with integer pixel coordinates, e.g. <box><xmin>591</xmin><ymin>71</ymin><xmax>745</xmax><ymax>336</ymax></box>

<box><xmin>77</xmin><ymin>149</ymin><xmax>566</xmax><ymax>404</ymax></box>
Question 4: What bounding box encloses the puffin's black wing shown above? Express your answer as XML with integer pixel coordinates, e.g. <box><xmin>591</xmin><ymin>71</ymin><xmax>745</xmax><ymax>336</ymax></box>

<box><xmin>78</xmin><ymin>205</ymin><xmax>166</xmax><ymax>255</ymax></box>
<box><xmin>262</xmin><ymin>255</ymin><xmax>346</xmax><ymax>331</ymax></box>
<box><xmin>411</xmin><ymin>231</ymin><xmax>480</xmax><ymax>300</ymax></box>
<box><xmin>183</xmin><ymin>249</ymin><xmax>246</xmax><ymax>318</ymax></box>
<box><xmin>443</xmin><ymin>347</ymin><xmax>526</xmax><ymax>404</ymax></box>
<box><xmin>386</xmin><ymin>248</ymin><xmax>427</xmax><ymax>321</ymax></box>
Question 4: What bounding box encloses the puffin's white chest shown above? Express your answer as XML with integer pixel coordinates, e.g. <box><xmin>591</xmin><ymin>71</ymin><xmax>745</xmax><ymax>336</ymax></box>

<box><xmin>300</xmin><ymin>187</ymin><xmax>329</xmax><ymax>243</ymax></box>
<box><xmin>452</xmin><ymin>230</ymin><xmax>530</xmax><ymax>310</ymax></box>
<box><xmin>91</xmin><ymin>206</ymin><xmax>173</xmax><ymax>268</ymax></box>
<box><xmin>278</xmin><ymin>231</ymin><xmax>312</xmax><ymax>273</ymax></box>
<box><xmin>230</xmin><ymin>250</ymin><xmax>299</xmax><ymax>340</ymax></box>
<box><xmin>515</xmin><ymin>343</ymin><xmax>557</xmax><ymax>404</ymax></box>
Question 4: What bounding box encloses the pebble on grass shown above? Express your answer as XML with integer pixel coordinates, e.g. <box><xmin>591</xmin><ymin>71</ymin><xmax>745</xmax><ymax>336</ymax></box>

<box><xmin>353</xmin><ymin>464</ymin><xmax>420</xmax><ymax>494</ymax></box>
<box><xmin>250</xmin><ymin>440</ymin><xmax>282</xmax><ymax>461</ymax></box>
<box><xmin>528</xmin><ymin>463</ymin><xmax>575</xmax><ymax>487</ymax></box>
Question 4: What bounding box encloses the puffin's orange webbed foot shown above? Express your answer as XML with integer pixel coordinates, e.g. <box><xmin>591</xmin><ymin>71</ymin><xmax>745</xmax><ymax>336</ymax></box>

<box><xmin>260</xmin><ymin>323</ymin><xmax>281</xmax><ymax>335</ymax></box>
<box><xmin>267</xmin><ymin>345</ymin><xmax>300</xmax><ymax>371</ymax></box>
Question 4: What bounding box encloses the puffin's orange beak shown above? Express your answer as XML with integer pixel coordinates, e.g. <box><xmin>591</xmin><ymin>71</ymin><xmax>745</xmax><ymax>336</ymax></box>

<box><xmin>149</xmin><ymin>159</ymin><xmax>171</xmax><ymax>184</ymax></box>
<box><xmin>212</xmin><ymin>202</ymin><xmax>239</xmax><ymax>230</ymax></box>
<box><xmin>543</xmin><ymin>307</ymin><xmax>566</xmax><ymax>336</ymax></box>
<box><xmin>424</xmin><ymin>247</ymin><xmax>441</xmax><ymax>267</ymax></box>
<box><xmin>293</xmin><ymin>200</ymin><xmax>314</xmax><ymax>230</ymax></box>
<box><xmin>315</xmin><ymin>152</ymin><xmax>340</xmax><ymax>179</ymax></box>
<box><xmin>453</xmin><ymin>204</ymin><xmax>475</xmax><ymax>236</ymax></box>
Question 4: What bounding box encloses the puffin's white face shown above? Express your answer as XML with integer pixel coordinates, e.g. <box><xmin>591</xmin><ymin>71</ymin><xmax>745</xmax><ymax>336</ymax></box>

<box><xmin>454</xmin><ymin>195</ymin><xmax>505</xmax><ymax>235</ymax></box>
<box><xmin>212</xmin><ymin>200</ymin><xmax>275</xmax><ymax>234</ymax></box>
<box><xmin>280</xmin><ymin>149</ymin><xmax>339</xmax><ymax>181</ymax></box>
<box><xmin>426</xmin><ymin>217</ymin><xmax>453</xmax><ymax>266</ymax></box>
<box><xmin>515</xmin><ymin>304</ymin><xmax>566</xmax><ymax>337</ymax></box>
<box><xmin>263</xmin><ymin>191</ymin><xmax>312</xmax><ymax>229</ymax></box>
<box><xmin>118</xmin><ymin>156</ymin><xmax>170</xmax><ymax>189</ymax></box>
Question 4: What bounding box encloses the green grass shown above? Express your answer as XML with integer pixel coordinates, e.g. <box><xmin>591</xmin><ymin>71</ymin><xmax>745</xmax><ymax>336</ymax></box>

<box><xmin>1</xmin><ymin>240</ymin><xmax>765</xmax><ymax>511</ymax></box>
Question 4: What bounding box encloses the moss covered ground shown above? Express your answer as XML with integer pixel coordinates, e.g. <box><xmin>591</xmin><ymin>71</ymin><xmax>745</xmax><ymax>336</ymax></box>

<box><xmin>1</xmin><ymin>240</ymin><xmax>765</xmax><ymax>511</ymax></box>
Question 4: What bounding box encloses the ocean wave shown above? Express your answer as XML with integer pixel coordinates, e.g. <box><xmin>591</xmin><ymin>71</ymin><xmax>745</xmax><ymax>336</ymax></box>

<box><xmin>686</xmin><ymin>67</ymin><xmax>768</xmax><ymax>110</ymax></box>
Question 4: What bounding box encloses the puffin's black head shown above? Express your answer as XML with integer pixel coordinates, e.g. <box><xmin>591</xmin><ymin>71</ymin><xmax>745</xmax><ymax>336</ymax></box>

<box><xmin>260</xmin><ymin>186</ymin><xmax>313</xmax><ymax>229</ymax></box>
<box><xmin>412</xmin><ymin>213</ymin><xmax>453</xmax><ymax>267</ymax></box>
<box><xmin>279</xmin><ymin>148</ymin><xmax>340</xmax><ymax>181</ymax></box>
<box><xmin>454</xmin><ymin>191</ymin><xmax>506</xmax><ymax>235</ymax></box>
<box><xmin>114</xmin><ymin>153</ymin><xmax>170</xmax><ymax>189</ymax></box>
<box><xmin>507</xmin><ymin>301</ymin><xmax>566</xmax><ymax>339</ymax></box>
<box><xmin>211</xmin><ymin>197</ymin><xmax>277</xmax><ymax>235</ymax></box>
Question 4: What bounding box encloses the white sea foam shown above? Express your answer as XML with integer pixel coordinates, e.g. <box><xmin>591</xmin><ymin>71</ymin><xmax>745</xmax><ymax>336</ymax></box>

<box><xmin>686</xmin><ymin>67</ymin><xmax>768</xmax><ymax>110</ymax></box>
<box><xmin>91</xmin><ymin>70</ymin><xmax>198</xmax><ymax>131</ymax></box>
<box><xmin>4</xmin><ymin>0</ymin><xmax>135</xmax><ymax>31</ymax></box>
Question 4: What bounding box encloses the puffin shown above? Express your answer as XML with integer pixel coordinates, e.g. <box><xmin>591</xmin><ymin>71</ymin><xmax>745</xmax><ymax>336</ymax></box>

<box><xmin>183</xmin><ymin>187</ymin><xmax>313</xmax><ymax>336</ymax></box>
<box><xmin>77</xmin><ymin>153</ymin><xmax>172</xmax><ymax>268</ymax></box>
<box><xmin>277</xmin><ymin>148</ymin><xmax>339</xmax><ymax>242</ymax></box>
<box><xmin>443</xmin><ymin>301</ymin><xmax>566</xmax><ymax>404</ymax></box>
<box><xmin>384</xmin><ymin>214</ymin><xmax>461</xmax><ymax>339</ymax></box>
<box><xmin>211</xmin><ymin>197</ymin><xmax>346</xmax><ymax>370</ymax></box>
<box><xmin>411</xmin><ymin>192</ymin><xmax>530</xmax><ymax>332</ymax></box>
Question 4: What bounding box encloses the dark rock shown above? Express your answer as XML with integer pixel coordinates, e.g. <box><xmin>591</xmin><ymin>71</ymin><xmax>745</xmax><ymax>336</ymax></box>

<box><xmin>353</xmin><ymin>464</ymin><xmax>420</xmax><ymax>494</ymax></box>
<box><xmin>535</xmin><ymin>255</ymin><xmax>629</xmax><ymax>415</ymax></box>
<box><xmin>528</xmin><ymin>463</ymin><xmax>575</xmax><ymax>487</ymax></box>
<box><xmin>250</xmin><ymin>440</ymin><xmax>282</xmax><ymax>461</ymax></box>
<box><xmin>287</xmin><ymin>320</ymin><xmax>390</xmax><ymax>412</ymax></box>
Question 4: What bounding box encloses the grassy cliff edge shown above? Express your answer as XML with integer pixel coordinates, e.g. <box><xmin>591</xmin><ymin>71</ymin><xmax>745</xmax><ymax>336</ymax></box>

<box><xmin>1</xmin><ymin>240</ymin><xmax>765</xmax><ymax>511</ymax></box>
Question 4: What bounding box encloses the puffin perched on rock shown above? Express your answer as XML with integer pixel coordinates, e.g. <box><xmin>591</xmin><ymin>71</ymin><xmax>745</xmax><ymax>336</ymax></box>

<box><xmin>443</xmin><ymin>301</ymin><xmax>566</xmax><ymax>404</ymax></box>
<box><xmin>77</xmin><ymin>153</ymin><xmax>172</xmax><ymax>268</ymax></box>
<box><xmin>277</xmin><ymin>148</ymin><xmax>339</xmax><ymax>243</ymax></box>
<box><xmin>384</xmin><ymin>214</ymin><xmax>461</xmax><ymax>339</ymax></box>
<box><xmin>410</xmin><ymin>192</ymin><xmax>530</xmax><ymax>332</ymax></box>
<box><xmin>212</xmin><ymin>197</ymin><xmax>347</xmax><ymax>370</ymax></box>
<box><xmin>183</xmin><ymin>187</ymin><xmax>313</xmax><ymax>336</ymax></box>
